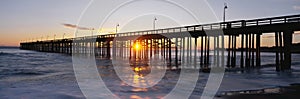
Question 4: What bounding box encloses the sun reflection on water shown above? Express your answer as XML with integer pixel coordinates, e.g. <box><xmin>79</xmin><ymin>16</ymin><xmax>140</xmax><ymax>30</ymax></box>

<box><xmin>114</xmin><ymin>54</ymin><xmax>167</xmax><ymax>99</ymax></box>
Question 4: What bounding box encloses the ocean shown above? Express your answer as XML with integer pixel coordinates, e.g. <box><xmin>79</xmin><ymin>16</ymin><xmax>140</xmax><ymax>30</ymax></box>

<box><xmin>1</xmin><ymin>47</ymin><xmax>300</xmax><ymax>99</ymax></box>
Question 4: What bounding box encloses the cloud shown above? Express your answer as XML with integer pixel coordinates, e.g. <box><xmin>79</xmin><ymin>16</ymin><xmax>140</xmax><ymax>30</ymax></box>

<box><xmin>62</xmin><ymin>23</ymin><xmax>76</xmax><ymax>28</ymax></box>
<box><xmin>62</xmin><ymin>23</ymin><xmax>94</xmax><ymax>30</ymax></box>
<box><xmin>293</xmin><ymin>5</ymin><xmax>300</xmax><ymax>10</ymax></box>
<box><xmin>62</xmin><ymin>23</ymin><xmax>120</xmax><ymax>34</ymax></box>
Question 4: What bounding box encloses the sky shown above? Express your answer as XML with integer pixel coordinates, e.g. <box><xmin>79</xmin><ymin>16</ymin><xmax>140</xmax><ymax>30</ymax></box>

<box><xmin>0</xmin><ymin>0</ymin><xmax>300</xmax><ymax>46</ymax></box>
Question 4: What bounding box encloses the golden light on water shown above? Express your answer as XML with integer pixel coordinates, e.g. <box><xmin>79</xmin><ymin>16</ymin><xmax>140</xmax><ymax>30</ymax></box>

<box><xmin>134</xmin><ymin>67</ymin><xmax>141</xmax><ymax>72</ymax></box>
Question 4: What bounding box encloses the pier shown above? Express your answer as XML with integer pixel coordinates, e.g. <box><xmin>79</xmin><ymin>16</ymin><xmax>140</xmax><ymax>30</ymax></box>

<box><xmin>20</xmin><ymin>14</ymin><xmax>300</xmax><ymax>71</ymax></box>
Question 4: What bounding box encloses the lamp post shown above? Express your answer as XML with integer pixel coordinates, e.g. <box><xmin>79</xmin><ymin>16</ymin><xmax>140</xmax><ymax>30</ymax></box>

<box><xmin>47</xmin><ymin>35</ymin><xmax>49</xmax><ymax>41</ymax></box>
<box><xmin>91</xmin><ymin>28</ymin><xmax>94</xmax><ymax>36</ymax></box>
<box><xmin>116</xmin><ymin>24</ymin><xmax>120</xmax><ymax>34</ymax></box>
<box><xmin>153</xmin><ymin>17</ymin><xmax>157</xmax><ymax>33</ymax></box>
<box><xmin>75</xmin><ymin>30</ymin><xmax>78</xmax><ymax>38</ymax></box>
<box><xmin>63</xmin><ymin>33</ymin><xmax>66</xmax><ymax>39</ymax></box>
<box><xmin>54</xmin><ymin>34</ymin><xmax>56</xmax><ymax>40</ymax></box>
<box><xmin>223</xmin><ymin>2</ymin><xmax>228</xmax><ymax>22</ymax></box>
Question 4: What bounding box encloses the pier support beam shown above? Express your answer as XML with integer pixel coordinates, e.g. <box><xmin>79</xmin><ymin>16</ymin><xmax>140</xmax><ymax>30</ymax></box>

<box><xmin>256</xmin><ymin>33</ymin><xmax>261</xmax><ymax>67</ymax></box>
<box><xmin>227</xmin><ymin>35</ymin><xmax>231</xmax><ymax>68</ymax></box>
<box><xmin>275</xmin><ymin>32</ymin><xmax>280</xmax><ymax>71</ymax></box>
<box><xmin>175</xmin><ymin>38</ymin><xmax>179</xmax><ymax>68</ymax></box>
<box><xmin>194</xmin><ymin>37</ymin><xmax>197</xmax><ymax>68</ymax></box>
<box><xmin>182</xmin><ymin>37</ymin><xmax>186</xmax><ymax>67</ymax></box>
<box><xmin>283</xmin><ymin>31</ymin><xmax>293</xmax><ymax>70</ymax></box>
<box><xmin>200</xmin><ymin>36</ymin><xmax>204</xmax><ymax>68</ymax></box>
<box><xmin>168</xmin><ymin>39</ymin><xmax>172</xmax><ymax>65</ymax></box>
<box><xmin>206</xmin><ymin>37</ymin><xmax>210</xmax><ymax>67</ymax></box>
<box><xmin>279</xmin><ymin>32</ymin><xmax>284</xmax><ymax>70</ymax></box>
<box><xmin>232</xmin><ymin>35</ymin><xmax>237</xmax><ymax>68</ymax></box>
<box><xmin>251</xmin><ymin>34</ymin><xmax>255</xmax><ymax>67</ymax></box>
<box><xmin>107</xmin><ymin>41</ymin><xmax>111</xmax><ymax>58</ymax></box>
<box><xmin>245</xmin><ymin>33</ymin><xmax>249</xmax><ymax>68</ymax></box>
<box><xmin>240</xmin><ymin>34</ymin><xmax>244</xmax><ymax>68</ymax></box>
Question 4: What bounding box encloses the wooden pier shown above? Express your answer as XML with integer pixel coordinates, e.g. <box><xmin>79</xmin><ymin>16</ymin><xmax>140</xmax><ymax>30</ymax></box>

<box><xmin>20</xmin><ymin>14</ymin><xmax>300</xmax><ymax>71</ymax></box>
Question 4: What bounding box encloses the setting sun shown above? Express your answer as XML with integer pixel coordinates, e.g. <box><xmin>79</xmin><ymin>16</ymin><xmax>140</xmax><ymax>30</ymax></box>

<box><xmin>134</xmin><ymin>43</ymin><xmax>141</xmax><ymax>50</ymax></box>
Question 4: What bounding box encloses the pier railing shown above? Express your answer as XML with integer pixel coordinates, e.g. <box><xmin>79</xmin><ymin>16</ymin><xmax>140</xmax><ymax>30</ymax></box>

<box><xmin>77</xmin><ymin>14</ymin><xmax>300</xmax><ymax>39</ymax></box>
<box><xmin>111</xmin><ymin>14</ymin><xmax>300</xmax><ymax>38</ymax></box>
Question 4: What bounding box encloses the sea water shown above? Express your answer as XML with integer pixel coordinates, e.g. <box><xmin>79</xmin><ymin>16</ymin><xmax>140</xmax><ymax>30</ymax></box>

<box><xmin>1</xmin><ymin>47</ymin><xmax>300</xmax><ymax>99</ymax></box>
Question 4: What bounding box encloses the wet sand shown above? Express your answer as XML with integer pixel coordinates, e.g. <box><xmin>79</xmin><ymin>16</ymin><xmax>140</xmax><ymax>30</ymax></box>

<box><xmin>219</xmin><ymin>83</ymin><xmax>300</xmax><ymax>99</ymax></box>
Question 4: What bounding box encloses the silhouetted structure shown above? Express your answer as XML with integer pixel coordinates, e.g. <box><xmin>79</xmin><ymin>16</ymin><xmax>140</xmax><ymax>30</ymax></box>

<box><xmin>20</xmin><ymin>14</ymin><xmax>300</xmax><ymax>71</ymax></box>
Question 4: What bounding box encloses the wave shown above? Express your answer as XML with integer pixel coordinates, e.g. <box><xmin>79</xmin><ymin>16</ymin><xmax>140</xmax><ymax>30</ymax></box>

<box><xmin>0</xmin><ymin>52</ymin><xmax>26</xmax><ymax>58</ymax></box>
<box><xmin>0</xmin><ymin>69</ymin><xmax>53</xmax><ymax>76</ymax></box>
<box><xmin>0</xmin><ymin>52</ymin><xmax>15</xmax><ymax>56</ymax></box>
<box><xmin>13</xmin><ymin>71</ymin><xmax>45</xmax><ymax>75</ymax></box>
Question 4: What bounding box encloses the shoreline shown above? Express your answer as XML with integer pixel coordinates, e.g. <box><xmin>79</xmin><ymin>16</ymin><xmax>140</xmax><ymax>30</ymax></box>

<box><xmin>218</xmin><ymin>83</ymin><xmax>300</xmax><ymax>99</ymax></box>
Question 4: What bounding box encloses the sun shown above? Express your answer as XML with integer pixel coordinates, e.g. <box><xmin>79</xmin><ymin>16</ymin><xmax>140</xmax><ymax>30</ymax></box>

<box><xmin>134</xmin><ymin>43</ymin><xmax>140</xmax><ymax>50</ymax></box>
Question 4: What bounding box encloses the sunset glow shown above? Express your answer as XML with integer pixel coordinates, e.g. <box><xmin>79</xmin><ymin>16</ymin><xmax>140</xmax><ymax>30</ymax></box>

<box><xmin>134</xmin><ymin>43</ymin><xmax>141</xmax><ymax>50</ymax></box>
<box><xmin>2</xmin><ymin>1</ymin><xmax>300</xmax><ymax>99</ymax></box>
<box><xmin>1</xmin><ymin>0</ymin><xmax>300</xmax><ymax>47</ymax></box>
